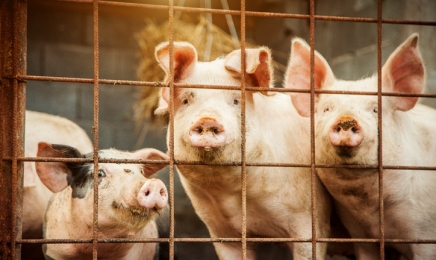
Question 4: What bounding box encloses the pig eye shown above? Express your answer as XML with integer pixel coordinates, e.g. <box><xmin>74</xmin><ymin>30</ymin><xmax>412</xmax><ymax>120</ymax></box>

<box><xmin>233</xmin><ymin>99</ymin><xmax>240</xmax><ymax>105</ymax></box>
<box><xmin>373</xmin><ymin>107</ymin><xmax>378</xmax><ymax>113</ymax></box>
<box><xmin>323</xmin><ymin>107</ymin><xmax>330</xmax><ymax>112</ymax></box>
<box><xmin>98</xmin><ymin>170</ymin><xmax>106</xmax><ymax>178</ymax></box>
<box><xmin>182</xmin><ymin>98</ymin><xmax>189</xmax><ymax>105</ymax></box>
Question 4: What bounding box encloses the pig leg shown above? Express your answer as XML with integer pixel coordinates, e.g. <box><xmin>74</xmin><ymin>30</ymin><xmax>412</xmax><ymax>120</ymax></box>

<box><xmin>213</xmin><ymin>243</ymin><xmax>256</xmax><ymax>260</ymax></box>
<box><xmin>354</xmin><ymin>243</ymin><xmax>381</xmax><ymax>260</ymax></box>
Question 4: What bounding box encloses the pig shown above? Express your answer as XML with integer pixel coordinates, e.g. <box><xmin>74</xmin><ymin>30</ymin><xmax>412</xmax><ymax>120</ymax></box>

<box><xmin>285</xmin><ymin>34</ymin><xmax>436</xmax><ymax>260</ymax></box>
<box><xmin>35</xmin><ymin>142</ymin><xmax>169</xmax><ymax>260</ymax></box>
<box><xmin>154</xmin><ymin>41</ymin><xmax>331</xmax><ymax>260</ymax></box>
<box><xmin>23</xmin><ymin>110</ymin><xmax>93</xmax><ymax>260</ymax></box>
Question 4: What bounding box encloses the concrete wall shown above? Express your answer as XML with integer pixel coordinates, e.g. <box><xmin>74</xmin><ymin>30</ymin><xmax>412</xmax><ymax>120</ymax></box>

<box><xmin>26</xmin><ymin>0</ymin><xmax>435</xmax><ymax>259</ymax></box>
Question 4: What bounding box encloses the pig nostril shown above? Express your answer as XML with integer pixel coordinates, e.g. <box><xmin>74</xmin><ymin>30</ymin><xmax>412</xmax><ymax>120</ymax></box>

<box><xmin>145</xmin><ymin>190</ymin><xmax>150</xmax><ymax>196</ymax></box>
<box><xmin>160</xmin><ymin>189</ymin><xmax>165</xmax><ymax>196</ymax></box>
<box><xmin>352</xmin><ymin>127</ymin><xmax>359</xmax><ymax>133</ymax></box>
<box><xmin>334</xmin><ymin>126</ymin><xmax>341</xmax><ymax>133</ymax></box>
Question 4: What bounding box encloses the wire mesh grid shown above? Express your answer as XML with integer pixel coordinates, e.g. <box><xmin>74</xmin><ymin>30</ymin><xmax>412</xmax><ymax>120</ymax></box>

<box><xmin>1</xmin><ymin>0</ymin><xmax>436</xmax><ymax>259</ymax></box>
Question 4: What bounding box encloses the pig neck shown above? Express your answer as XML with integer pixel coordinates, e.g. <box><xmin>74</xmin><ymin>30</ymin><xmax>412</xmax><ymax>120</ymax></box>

<box><xmin>318</xmin><ymin>168</ymin><xmax>381</xmax><ymax>236</ymax></box>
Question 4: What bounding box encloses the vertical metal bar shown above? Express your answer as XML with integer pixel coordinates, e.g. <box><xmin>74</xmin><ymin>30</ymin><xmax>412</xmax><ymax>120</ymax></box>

<box><xmin>240</xmin><ymin>0</ymin><xmax>247</xmax><ymax>259</ymax></box>
<box><xmin>309</xmin><ymin>0</ymin><xmax>317</xmax><ymax>258</ymax></box>
<box><xmin>0</xmin><ymin>3</ymin><xmax>10</xmax><ymax>258</ymax></box>
<box><xmin>0</xmin><ymin>1</ymin><xmax>27</xmax><ymax>259</ymax></box>
<box><xmin>377</xmin><ymin>0</ymin><xmax>385</xmax><ymax>259</ymax></box>
<box><xmin>92</xmin><ymin>0</ymin><xmax>100</xmax><ymax>259</ymax></box>
<box><xmin>168</xmin><ymin>0</ymin><xmax>176</xmax><ymax>259</ymax></box>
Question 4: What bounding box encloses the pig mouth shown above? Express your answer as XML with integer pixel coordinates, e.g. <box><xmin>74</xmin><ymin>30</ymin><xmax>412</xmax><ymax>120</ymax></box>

<box><xmin>112</xmin><ymin>201</ymin><xmax>159</xmax><ymax>220</ymax></box>
<box><xmin>334</xmin><ymin>146</ymin><xmax>359</xmax><ymax>158</ymax></box>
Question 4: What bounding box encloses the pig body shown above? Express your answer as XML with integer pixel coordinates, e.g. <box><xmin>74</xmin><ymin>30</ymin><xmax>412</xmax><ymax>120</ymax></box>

<box><xmin>286</xmin><ymin>34</ymin><xmax>436</xmax><ymax>259</ymax></box>
<box><xmin>23</xmin><ymin>111</ymin><xmax>93</xmax><ymax>259</ymax></box>
<box><xmin>155</xmin><ymin>42</ymin><xmax>331</xmax><ymax>259</ymax></box>
<box><xmin>35</xmin><ymin>142</ymin><xmax>169</xmax><ymax>260</ymax></box>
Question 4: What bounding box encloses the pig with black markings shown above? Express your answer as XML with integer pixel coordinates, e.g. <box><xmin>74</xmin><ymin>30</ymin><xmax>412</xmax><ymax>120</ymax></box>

<box><xmin>36</xmin><ymin>142</ymin><xmax>169</xmax><ymax>260</ymax></box>
<box><xmin>154</xmin><ymin>41</ymin><xmax>331</xmax><ymax>260</ymax></box>
<box><xmin>286</xmin><ymin>34</ymin><xmax>436</xmax><ymax>259</ymax></box>
<box><xmin>23</xmin><ymin>111</ymin><xmax>94</xmax><ymax>260</ymax></box>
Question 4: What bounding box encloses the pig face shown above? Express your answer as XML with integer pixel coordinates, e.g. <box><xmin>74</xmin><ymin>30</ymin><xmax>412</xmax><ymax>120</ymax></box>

<box><xmin>154</xmin><ymin>42</ymin><xmax>273</xmax><ymax>163</ymax></box>
<box><xmin>285</xmin><ymin>34</ymin><xmax>424</xmax><ymax>165</ymax></box>
<box><xmin>313</xmin><ymin>79</ymin><xmax>379</xmax><ymax>164</ymax></box>
<box><xmin>170</xmin><ymin>87</ymin><xmax>242</xmax><ymax>163</ymax></box>
<box><xmin>36</xmin><ymin>142</ymin><xmax>169</xmax><ymax>231</ymax></box>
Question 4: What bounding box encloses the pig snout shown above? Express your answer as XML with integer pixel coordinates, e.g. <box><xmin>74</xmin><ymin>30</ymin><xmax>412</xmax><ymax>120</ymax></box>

<box><xmin>329</xmin><ymin>116</ymin><xmax>363</xmax><ymax>148</ymax></box>
<box><xmin>137</xmin><ymin>178</ymin><xmax>168</xmax><ymax>210</ymax></box>
<box><xmin>188</xmin><ymin>117</ymin><xmax>227</xmax><ymax>150</ymax></box>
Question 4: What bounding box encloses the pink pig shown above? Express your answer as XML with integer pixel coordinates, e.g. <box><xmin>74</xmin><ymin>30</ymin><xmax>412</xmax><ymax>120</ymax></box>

<box><xmin>22</xmin><ymin>111</ymin><xmax>94</xmax><ymax>259</ymax></box>
<box><xmin>154</xmin><ymin>41</ymin><xmax>331</xmax><ymax>260</ymax></box>
<box><xmin>286</xmin><ymin>34</ymin><xmax>436</xmax><ymax>259</ymax></box>
<box><xmin>36</xmin><ymin>142</ymin><xmax>169</xmax><ymax>260</ymax></box>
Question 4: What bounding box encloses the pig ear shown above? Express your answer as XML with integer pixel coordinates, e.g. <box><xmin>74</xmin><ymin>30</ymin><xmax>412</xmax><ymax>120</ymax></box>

<box><xmin>155</xmin><ymin>42</ymin><xmax>197</xmax><ymax>114</ymax></box>
<box><xmin>134</xmin><ymin>148</ymin><xmax>169</xmax><ymax>178</ymax></box>
<box><xmin>382</xmin><ymin>34</ymin><xmax>424</xmax><ymax>111</ymax></box>
<box><xmin>224</xmin><ymin>47</ymin><xmax>273</xmax><ymax>94</ymax></box>
<box><xmin>35</xmin><ymin>142</ymin><xmax>83</xmax><ymax>193</ymax></box>
<box><xmin>284</xmin><ymin>38</ymin><xmax>335</xmax><ymax>117</ymax></box>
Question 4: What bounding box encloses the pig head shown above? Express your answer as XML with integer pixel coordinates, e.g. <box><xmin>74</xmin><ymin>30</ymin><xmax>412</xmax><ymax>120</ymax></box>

<box><xmin>154</xmin><ymin>41</ymin><xmax>273</xmax><ymax>163</ymax></box>
<box><xmin>286</xmin><ymin>34</ymin><xmax>425</xmax><ymax>166</ymax></box>
<box><xmin>36</xmin><ymin>142</ymin><xmax>169</xmax><ymax>260</ymax></box>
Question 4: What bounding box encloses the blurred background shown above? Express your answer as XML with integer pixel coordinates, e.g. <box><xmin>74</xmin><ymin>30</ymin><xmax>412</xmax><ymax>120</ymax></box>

<box><xmin>25</xmin><ymin>0</ymin><xmax>436</xmax><ymax>259</ymax></box>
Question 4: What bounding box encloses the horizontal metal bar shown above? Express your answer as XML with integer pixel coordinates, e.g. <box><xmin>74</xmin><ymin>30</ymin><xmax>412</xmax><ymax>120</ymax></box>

<box><xmin>3</xmin><ymin>156</ymin><xmax>436</xmax><ymax>171</ymax></box>
<box><xmin>46</xmin><ymin>0</ymin><xmax>436</xmax><ymax>26</ymax></box>
<box><xmin>17</xmin><ymin>75</ymin><xmax>436</xmax><ymax>98</ymax></box>
<box><xmin>18</xmin><ymin>237</ymin><xmax>436</xmax><ymax>244</ymax></box>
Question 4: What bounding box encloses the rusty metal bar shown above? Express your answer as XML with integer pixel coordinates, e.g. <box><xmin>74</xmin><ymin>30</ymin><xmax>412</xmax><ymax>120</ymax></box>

<box><xmin>19</xmin><ymin>75</ymin><xmax>436</xmax><ymax>98</ymax></box>
<box><xmin>11</xmin><ymin>156</ymin><xmax>436</xmax><ymax>171</ymax></box>
<box><xmin>0</xmin><ymin>2</ymin><xmax>8</xmax><ymax>258</ymax></box>
<box><xmin>240</xmin><ymin>0</ymin><xmax>247</xmax><ymax>258</ymax></box>
<box><xmin>42</xmin><ymin>0</ymin><xmax>436</xmax><ymax>26</ymax></box>
<box><xmin>19</xmin><ymin>237</ymin><xmax>436</xmax><ymax>244</ymax></box>
<box><xmin>167</xmin><ymin>0</ymin><xmax>175</xmax><ymax>259</ymax></box>
<box><xmin>0</xmin><ymin>1</ymin><xmax>27</xmax><ymax>259</ymax></box>
<box><xmin>377</xmin><ymin>0</ymin><xmax>385</xmax><ymax>259</ymax></box>
<box><xmin>91</xmin><ymin>0</ymin><xmax>100</xmax><ymax>259</ymax></box>
<box><xmin>308</xmin><ymin>0</ymin><xmax>317</xmax><ymax>258</ymax></box>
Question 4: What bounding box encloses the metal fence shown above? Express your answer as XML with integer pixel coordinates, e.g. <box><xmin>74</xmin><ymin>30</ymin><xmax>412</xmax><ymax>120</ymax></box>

<box><xmin>1</xmin><ymin>0</ymin><xmax>436</xmax><ymax>259</ymax></box>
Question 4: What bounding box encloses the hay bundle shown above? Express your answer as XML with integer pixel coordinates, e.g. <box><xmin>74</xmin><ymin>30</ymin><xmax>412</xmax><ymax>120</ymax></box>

<box><xmin>134</xmin><ymin>16</ymin><xmax>252</xmax><ymax>130</ymax></box>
